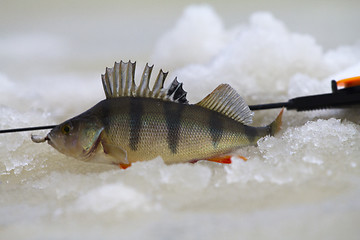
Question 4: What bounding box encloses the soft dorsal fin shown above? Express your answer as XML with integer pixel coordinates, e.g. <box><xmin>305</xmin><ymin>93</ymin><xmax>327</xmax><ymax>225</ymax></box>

<box><xmin>101</xmin><ymin>61</ymin><xmax>188</xmax><ymax>103</ymax></box>
<box><xmin>196</xmin><ymin>84</ymin><xmax>253</xmax><ymax>124</ymax></box>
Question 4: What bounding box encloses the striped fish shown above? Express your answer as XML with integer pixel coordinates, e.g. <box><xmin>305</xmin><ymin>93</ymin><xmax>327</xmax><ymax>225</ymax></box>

<box><xmin>32</xmin><ymin>61</ymin><xmax>283</xmax><ymax>168</ymax></box>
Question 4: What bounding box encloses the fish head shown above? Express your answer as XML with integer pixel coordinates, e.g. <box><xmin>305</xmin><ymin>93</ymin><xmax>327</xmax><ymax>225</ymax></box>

<box><xmin>45</xmin><ymin>117</ymin><xmax>104</xmax><ymax>160</ymax></box>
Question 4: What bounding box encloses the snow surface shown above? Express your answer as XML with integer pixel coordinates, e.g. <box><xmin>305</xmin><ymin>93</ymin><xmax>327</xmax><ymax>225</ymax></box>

<box><xmin>1</xmin><ymin>3</ymin><xmax>360</xmax><ymax>240</ymax></box>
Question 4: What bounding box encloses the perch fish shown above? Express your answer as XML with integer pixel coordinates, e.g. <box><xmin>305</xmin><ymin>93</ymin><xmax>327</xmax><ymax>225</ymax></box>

<box><xmin>32</xmin><ymin>61</ymin><xmax>283</xmax><ymax>168</ymax></box>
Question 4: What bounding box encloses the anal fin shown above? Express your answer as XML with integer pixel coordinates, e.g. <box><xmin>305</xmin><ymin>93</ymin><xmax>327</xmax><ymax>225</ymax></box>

<box><xmin>205</xmin><ymin>155</ymin><xmax>248</xmax><ymax>164</ymax></box>
<box><xmin>206</xmin><ymin>155</ymin><xmax>233</xmax><ymax>164</ymax></box>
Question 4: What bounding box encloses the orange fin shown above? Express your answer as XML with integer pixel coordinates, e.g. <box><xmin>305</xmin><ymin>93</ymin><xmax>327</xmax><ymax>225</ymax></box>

<box><xmin>119</xmin><ymin>163</ymin><xmax>132</xmax><ymax>169</ymax></box>
<box><xmin>191</xmin><ymin>155</ymin><xmax>247</xmax><ymax>165</ymax></box>
<box><xmin>206</xmin><ymin>155</ymin><xmax>232</xmax><ymax>164</ymax></box>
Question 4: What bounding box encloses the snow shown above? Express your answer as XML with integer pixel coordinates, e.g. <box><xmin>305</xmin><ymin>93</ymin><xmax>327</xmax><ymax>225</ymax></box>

<box><xmin>1</xmin><ymin>2</ymin><xmax>360</xmax><ymax>240</ymax></box>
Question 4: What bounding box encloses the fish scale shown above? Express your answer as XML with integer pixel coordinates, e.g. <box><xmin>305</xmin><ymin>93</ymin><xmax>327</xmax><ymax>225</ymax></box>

<box><xmin>32</xmin><ymin>61</ymin><xmax>283</xmax><ymax>167</ymax></box>
<box><xmin>96</xmin><ymin>97</ymin><xmax>277</xmax><ymax>164</ymax></box>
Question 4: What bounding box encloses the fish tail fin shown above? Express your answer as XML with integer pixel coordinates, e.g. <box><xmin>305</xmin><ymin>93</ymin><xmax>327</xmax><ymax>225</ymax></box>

<box><xmin>268</xmin><ymin>108</ymin><xmax>284</xmax><ymax>136</ymax></box>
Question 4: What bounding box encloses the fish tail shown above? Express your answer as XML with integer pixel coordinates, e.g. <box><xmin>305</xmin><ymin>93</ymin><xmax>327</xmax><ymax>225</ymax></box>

<box><xmin>268</xmin><ymin>108</ymin><xmax>284</xmax><ymax>136</ymax></box>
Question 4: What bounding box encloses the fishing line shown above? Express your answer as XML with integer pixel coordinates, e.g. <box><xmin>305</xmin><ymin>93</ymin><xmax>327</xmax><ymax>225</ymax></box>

<box><xmin>0</xmin><ymin>125</ymin><xmax>56</xmax><ymax>134</ymax></box>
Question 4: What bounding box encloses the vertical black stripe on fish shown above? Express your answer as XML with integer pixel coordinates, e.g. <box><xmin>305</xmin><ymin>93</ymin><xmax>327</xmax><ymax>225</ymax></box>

<box><xmin>164</xmin><ymin>102</ymin><xmax>184</xmax><ymax>154</ymax></box>
<box><xmin>209</xmin><ymin>111</ymin><xmax>223</xmax><ymax>148</ymax></box>
<box><xmin>129</xmin><ymin>98</ymin><xmax>143</xmax><ymax>151</ymax></box>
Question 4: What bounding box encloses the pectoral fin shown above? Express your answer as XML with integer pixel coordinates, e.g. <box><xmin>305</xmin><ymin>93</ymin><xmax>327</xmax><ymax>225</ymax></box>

<box><xmin>119</xmin><ymin>163</ymin><xmax>132</xmax><ymax>169</ymax></box>
<box><xmin>101</xmin><ymin>141</ymin><xmax>129</xmax><ymax>164</ymax></box>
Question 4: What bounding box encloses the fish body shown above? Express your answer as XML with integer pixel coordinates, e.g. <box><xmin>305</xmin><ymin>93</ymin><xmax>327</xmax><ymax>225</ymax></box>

<box><xmin>36</xmin><ymin>61</ymin><xmax>283</xmax><ymax>165</ymax></box>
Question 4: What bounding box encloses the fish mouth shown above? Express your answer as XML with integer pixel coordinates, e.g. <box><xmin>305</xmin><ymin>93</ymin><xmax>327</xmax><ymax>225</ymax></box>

<box><xmin>45</xmin><ymin>133</ymin><xmax>55</xmax><ymax>148</ymax></box>
<box><xmin>31</xmin><ymin>132</ymin><xmax>63</xmax><ymax>155</ymax></box>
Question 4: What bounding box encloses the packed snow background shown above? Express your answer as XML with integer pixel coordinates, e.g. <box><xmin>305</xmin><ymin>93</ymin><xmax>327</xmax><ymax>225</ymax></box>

<box><xmin>1</xmin><ymin>2</ymin><xmax>360</xmax><ymax>239</ymax></box>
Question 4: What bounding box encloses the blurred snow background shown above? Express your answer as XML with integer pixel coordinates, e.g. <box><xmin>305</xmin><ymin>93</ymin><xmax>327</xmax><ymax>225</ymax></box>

<box><xmin>1</xmin><ymin>1</ymin><xmax>360</xmax><ymax>239</ymax></box>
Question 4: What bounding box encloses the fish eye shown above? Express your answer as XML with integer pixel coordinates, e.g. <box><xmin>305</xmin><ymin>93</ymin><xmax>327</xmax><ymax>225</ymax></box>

<box><xmin>61</xmin><ymin>124</ymin><xmax>71</xmax><ymax>135</ymax></box>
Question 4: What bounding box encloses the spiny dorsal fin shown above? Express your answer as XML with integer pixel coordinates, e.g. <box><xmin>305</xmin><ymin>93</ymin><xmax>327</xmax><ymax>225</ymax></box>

<box><xmin>101</xmin><ymin>61</ymin><xmax>188</xmax><ymax>103</ymax></box>
<box><xmin>136</xmin><ymin>63</ymin><xmax>153</xmax><ymax>97</ymax></box>
<box><xmin>167</xmin><ymin>78</ymin><xmax>188</xmax><ymax>103</ymax></box>
<box><xmin>196</xmin><ymin>84</ymin><xmax>253</xmax><ymax>124</ymax></box>
<box><xmin>102</xmin><ymin>61</ymin><xmax>137</xmax><ymax>98</ymax></box>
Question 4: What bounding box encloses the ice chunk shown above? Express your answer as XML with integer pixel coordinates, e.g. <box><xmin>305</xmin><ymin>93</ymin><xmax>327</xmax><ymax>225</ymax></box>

<box><xmin>152</xmin><ymin>5</ymin><xmax>227</xmax><ymax>70</ymax></box>
<box><xmin>159</xmin><ymin>163</ymin><xmax>212</xmax><ymax>190</ymax></box>
<box><xmin>0</xmin><ymin>106</ymin><xmax>54</xmax><ymax>175</ymax></box>
<box><xmin>324</xmin><ymin>45</ymin><xmax>360</xmax><ymax>74</ymax></box>
<box><xmin>153</xmin><ymin>6</ymin><xmax>360</xmax><ymax>104</ymax></box>
<box><xmin>225</xmin><ymin>118</ymin><xmax>360</xmax><ymax>185</ymax></box>
<box><xmin>288</xmin><ymin>73</ymin><xmax>327</xmax><ymax>97</ymax></box>
<box><xmin>73</xmin><ymin>183</ymin><xmax>150</xmax><ymax>213</ymax></box>
<box><xmin>153</xmin><ymin>9</ymin><xmax>338</xmax><ymax>102</ymax></box>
